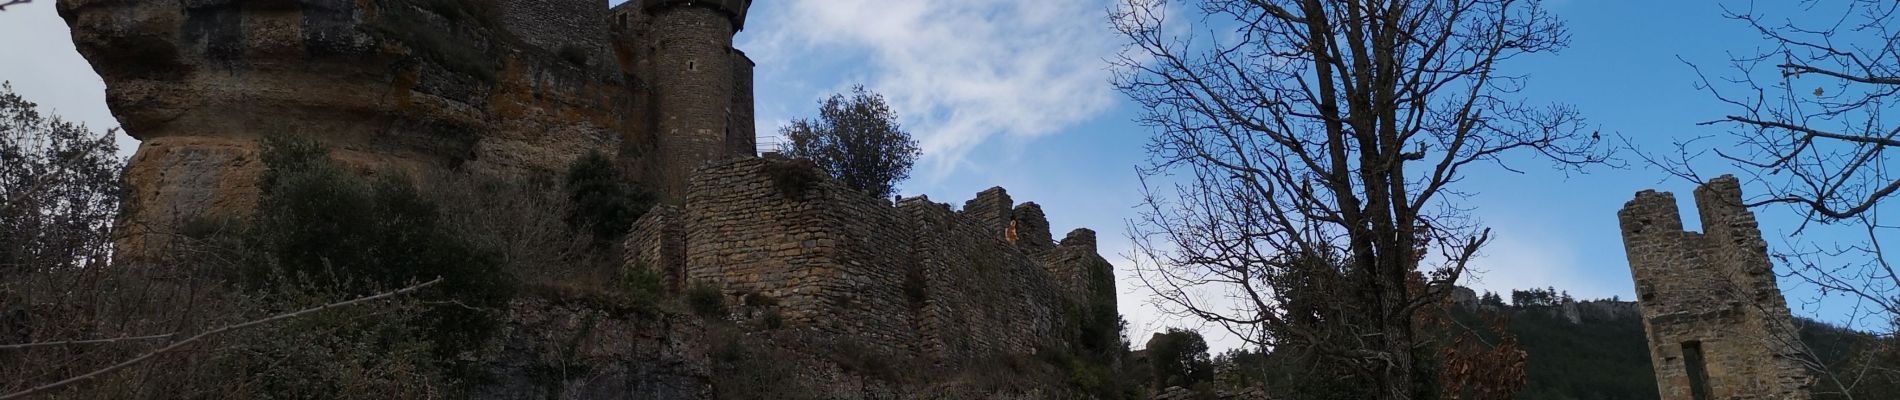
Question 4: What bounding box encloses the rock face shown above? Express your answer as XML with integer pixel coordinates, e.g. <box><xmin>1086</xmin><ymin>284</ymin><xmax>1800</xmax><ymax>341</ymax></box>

<box><xmin>58</xmin><ymin>0</ymin><xmax>756</xmax><ymax>260</ymax></box>
<box><xmin>1618</xmin><ymin>176</ymin><xmax>1813</xmax><ymax>400</ymax></box>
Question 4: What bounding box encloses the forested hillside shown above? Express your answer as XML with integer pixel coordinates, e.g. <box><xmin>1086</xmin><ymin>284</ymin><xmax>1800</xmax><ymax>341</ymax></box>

<box><xmin>1200</xmin><ymin>288</ymin><xmax>1898</xmax><ymax>400</ymax></box>
<box><xmin>1473</xmin><ymin>289</ymin><xmax>1898</xmax><ymax>400</ymax></box>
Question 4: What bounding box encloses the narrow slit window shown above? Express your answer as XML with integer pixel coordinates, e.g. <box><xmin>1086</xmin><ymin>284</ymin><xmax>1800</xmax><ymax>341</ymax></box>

<box><xmin>1682</xmin><ymin>341</ymin><xmax>1712</xmax><ymax>400</ymax></box>
<box><xmin>687</xmin><ymin>60</ymin><xmax>698</xmax><ymax>72</ymax></box>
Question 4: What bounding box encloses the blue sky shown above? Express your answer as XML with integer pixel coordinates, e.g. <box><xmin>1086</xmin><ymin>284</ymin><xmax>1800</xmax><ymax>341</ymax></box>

<box><xmin>0</xmin><ymin>1</ymin><xmax>1880</xmax><ymax>351</ymax></box>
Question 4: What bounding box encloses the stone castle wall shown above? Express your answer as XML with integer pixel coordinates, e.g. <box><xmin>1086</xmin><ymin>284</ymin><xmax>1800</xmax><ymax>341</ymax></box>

<box><xmin>903</xmin><ymin>198</ymin><xmax>1064</xmax><ymax>359</ymax></box>
<box><xmin>1619</xmin><ymin>176</ymin><xmax>1812</xmax><ymax>400</ymax></box>
<box><xmin>626</xmin><ymin>205</ymin><xmax>687</xmax><ymax>291</ymax></box>
<box><xmin>682</xmin><ymin>158</ymin><xmax>918</xmax><ymax>354</ymax></box>
<box><xmin>658</xmin><ymin>158</ymin><xmax>1112</xmax><ymax>359</ymax></box>
<box><xmin>496</xmin><ymin>0</ymin><xmax>610</xmax><ymax>60</ymax></box>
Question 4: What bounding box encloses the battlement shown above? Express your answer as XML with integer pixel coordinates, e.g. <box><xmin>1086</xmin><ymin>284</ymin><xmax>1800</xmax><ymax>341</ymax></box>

<box><xmin>1618</xmin><ymin>175</ymin><xmax>1811</xmax><ymax>400</ymax></box>
<box><xmin>627</xmin><ymin>158</ymin><xmax>1116</xmax><ymax>360</ymax></box>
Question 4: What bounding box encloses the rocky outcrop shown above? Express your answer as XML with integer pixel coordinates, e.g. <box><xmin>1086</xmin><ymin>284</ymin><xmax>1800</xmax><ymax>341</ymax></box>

<box><xmin>61</xmin><ymin>0</ymin><xmax>637</xmax><ymax>260</ymax></box>
<box><xmin>57</xmin><ymin>0</ymin><xmax>756</xmax><ymax>261</ymax></box>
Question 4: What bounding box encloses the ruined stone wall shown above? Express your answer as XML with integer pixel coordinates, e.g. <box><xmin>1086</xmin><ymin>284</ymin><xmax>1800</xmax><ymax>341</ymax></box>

<box><xmin>1011</xmin><ymin>202</ymin><xmax>1054</xmax><ymax>254</ymax></box>
<box><xmin>1619</xmin><ymin>176</ymin><xmax>1812</xmax><ymax>400</ymax></box>
<box><xmin>496</xmin><ymin>0</ymin><xmax>610</xmax><ymax>59</ymax></box>
<box><xmin>1039</xmin><ymin>229</ymin><xmax>1114</xmax><ymax>303</ymax></box>
<box><xmin>677</xmin><ymin>158</ymin><xmax>1109</xmax><ymax>360</ymax></box>
<box><xmin>626</xmin><ymin>205</ymin><xmax>687</xmax><ymax>291</ymax></box>
<box><xmin>904</xmin><ymin>198</ymin><xmax>1065</xmax><ymax>359</ymax></box>
<box><xmin>683</xmin><ymin>158</ymin><xmax>917</xmax><ymax>355</ymax></box>
<box><xmin>963</xmin><ymin>187</ymin><xmax>1014</xmax><ymax>237</ymax></box>
<box><xmin>64</xmin><ymin>0</ymin><xmax>640</xmax><ymax>262</ymax></box>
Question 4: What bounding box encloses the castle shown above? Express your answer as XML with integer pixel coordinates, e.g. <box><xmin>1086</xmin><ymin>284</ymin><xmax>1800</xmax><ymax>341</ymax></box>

<box><xmin>60</xmin><ymin>0</ymin><xmax>1118</xmax><ymax>365</ymax></box>
<box><xmin>1619</xmin><ymin>176</ymin><xmax>1813</xmax><ymax>399</ymax></box>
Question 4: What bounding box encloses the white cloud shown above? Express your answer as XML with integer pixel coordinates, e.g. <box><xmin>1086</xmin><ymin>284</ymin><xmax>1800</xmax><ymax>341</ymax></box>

<box><xmin>743</xmin><ymin>0</ymin><xmax>1121</xmax><ymax>178</ymax></box>
<box><xmin>0</xmin><ymin>4</ymin><xmax>130</xmax><ymax>155</ymax></box>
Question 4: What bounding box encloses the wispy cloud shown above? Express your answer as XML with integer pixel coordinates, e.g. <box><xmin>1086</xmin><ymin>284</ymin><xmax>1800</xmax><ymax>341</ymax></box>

<box><xmin>743</xmin><ymin>0</ymin><xmax>1121</xmax><ymax>179</ymax></box>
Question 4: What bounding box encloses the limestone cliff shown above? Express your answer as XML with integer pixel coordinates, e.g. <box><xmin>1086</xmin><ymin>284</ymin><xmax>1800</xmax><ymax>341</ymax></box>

<box><xmin>60</xmin><ymin>0</ymin><xmax>756</xmax><ymax>260</ymax></box>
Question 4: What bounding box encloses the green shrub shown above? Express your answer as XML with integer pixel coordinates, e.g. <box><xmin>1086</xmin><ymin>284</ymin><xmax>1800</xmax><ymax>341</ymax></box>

<box><xmin>246</xmin><ymin>135</ymin><xmax>516</xmax><ymax>359</ymax></box>
<box><xmin>564</xmin><ymin>150</ymin><xmax>655</xmax><ymax>243</ymax></box>
<box><xmin>687</xmin><ymin>282</ymin><xmax>728</xmax><ymax>319</ymax></box>
<box><xmin>621</xmin><ymin>260</ymin><xmax>665</xmax><ymax>310</ymax></box>
<box><xmin>1147</xmin><ymin>328</ymin><xmax>1213</xmax><ymax>390</ymax></box>
<box><xmin>760</xmin><ymin>309</ymin><xmax>783</xmax><ymax>330</ymax></box>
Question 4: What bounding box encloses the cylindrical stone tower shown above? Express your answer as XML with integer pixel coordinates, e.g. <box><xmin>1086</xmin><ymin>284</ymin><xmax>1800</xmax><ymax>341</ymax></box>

<box><xmin>641</xmin><ymin>0</ymin><xmax>753</xmax><ymax>201</ymax></box>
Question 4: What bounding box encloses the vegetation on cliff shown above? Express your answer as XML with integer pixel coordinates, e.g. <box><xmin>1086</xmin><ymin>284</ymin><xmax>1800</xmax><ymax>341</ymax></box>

<box><xmin>563</xmin><ymin>150</ymin><xmax>656</xmax><ymax>244</ymax></box>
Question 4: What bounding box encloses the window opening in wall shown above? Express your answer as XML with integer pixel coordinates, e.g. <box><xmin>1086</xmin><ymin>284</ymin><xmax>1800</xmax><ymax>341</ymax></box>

<box><xmin>687</xmin><ymin>60</ymin><xmax>698</xmax><ymax>72</ymax></box>
<box><xmin>1682</xmin><ymin>341</ymin><xmax>1712</xmax><ymax>400</ymax></box>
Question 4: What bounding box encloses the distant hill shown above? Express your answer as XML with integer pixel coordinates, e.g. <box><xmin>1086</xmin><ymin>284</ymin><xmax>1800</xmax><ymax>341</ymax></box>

<box><xmin>1453</xmin><ymin>287</ymin><xmax>1900</xmax><ymax>400</ymax></box>
<box><xmin>1453</xmin><ymin>288</ymin><xmax>1656</xmax><ymax>400</ymax></box>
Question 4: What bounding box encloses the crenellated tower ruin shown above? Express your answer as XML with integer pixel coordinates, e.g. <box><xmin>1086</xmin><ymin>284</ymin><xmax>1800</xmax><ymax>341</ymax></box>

<box><xmin>1618</xmin><ymin>175</ymin><xmax>1812</xmax><ymax>400</ymax></box>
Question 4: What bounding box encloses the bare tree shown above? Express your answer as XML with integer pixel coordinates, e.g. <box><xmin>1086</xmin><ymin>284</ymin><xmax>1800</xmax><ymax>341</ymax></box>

<box><xmin>1109</xmin><ymin>0</ymin><xmax>1609</xmax><ymax>398</ymax></box>
<box><xmin>1672</xmin><ymin>0</ymin><xmax>1900</xmax><ymax>396</ymax></box>
<box><xmin>0</xmin><ymin>82</ymin><xmax>122</xmax><ymax>274</ymax></box>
